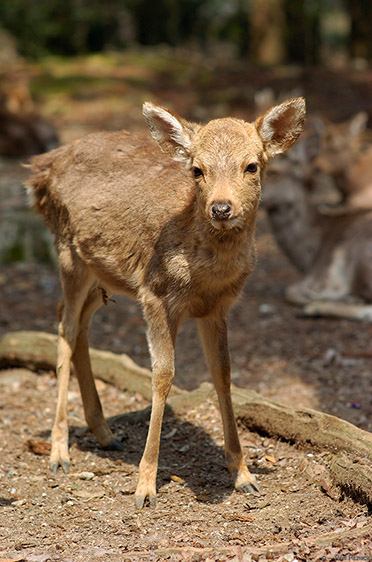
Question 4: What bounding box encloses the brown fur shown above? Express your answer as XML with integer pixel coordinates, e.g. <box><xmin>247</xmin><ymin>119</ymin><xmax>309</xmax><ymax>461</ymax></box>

<box><xmin>26</xmin><ymin>99</ymin><xmax>305</xmax><ymax>508</ymax></box>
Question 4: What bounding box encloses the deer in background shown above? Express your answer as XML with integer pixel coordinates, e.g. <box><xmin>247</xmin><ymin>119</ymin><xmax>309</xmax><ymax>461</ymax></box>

<box><xmin>313</xmin><ymin>111</ymin><xmax>370</xmax><ymax>208</ymax></box>
<box><xmin>263</xmin><ymin>111</ymin><xmax>372</xmax><ymax>322</ymax></box>
<box><xmin>0</xmin><ymin>109</ymin><xmax>59</xmax><ymax>157</ymax></box>
<box><xmin>0</xmin><ymin>70</ymin><xmax>59</xmax><ymax>157</ymax></box>
<box><xmin>26</xmin><ymin>98</ymin><xmax>305</xmax><ymax>508</ymax></box>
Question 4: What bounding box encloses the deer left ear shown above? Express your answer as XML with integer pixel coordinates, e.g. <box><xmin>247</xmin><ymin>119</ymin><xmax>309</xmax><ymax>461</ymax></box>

<box><xmin>255</xmin><ymin>97</ymin><xmax>306</xmax><ymax>158</ymax></box>
<box><xmin>143</xmin><ymin>102</ymin><xmax>200</xmax><ymax>163</ymax></box>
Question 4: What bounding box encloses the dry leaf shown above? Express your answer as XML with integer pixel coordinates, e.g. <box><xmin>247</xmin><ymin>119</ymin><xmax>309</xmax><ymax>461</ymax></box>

<box><xmin>73</xmin><ymin>490</ymin><xmax>104</xmax><ymax>501</ymax></box>
<box><xmin>170</xmin><ymin>474</ymin><xmax>184</xmax><ymax>483</ymax></box>
<box><xmin>23</xmin><ymin>439</ymin><xmax>51</xmax><ymax>456</ymax></box>
<box><xmin>223</xmin><ymin>513</ymin><xmax>255</xmax><ymax>522</ymax></box>
<box><xmin>265</xmin><ymin>454</ymin><xmax>276</xmax><ymax>463</ymax></box>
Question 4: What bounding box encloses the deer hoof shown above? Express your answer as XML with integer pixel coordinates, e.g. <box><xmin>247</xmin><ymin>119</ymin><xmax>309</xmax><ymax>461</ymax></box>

<box><xmin>103</xmin><ymin>438</ymin><xmax>124</xmax><ymax>451</ymax></box>
<box><xmin>135</xmin><ymin>493</ymin><xmax>157</xmax><ymax>510</ymax></box>
<box><xmin>236</xmin><ymin>480</ymin><xmax>261</xmax><ymax>495</ymax></box>
<box><xmin>50</xmin><ymin>459</ymin><xmax>69</xmax><ymax>474</ymax></box>
<box><xmin>50</xmin><ymin>439</ymin><xmax>70</xmax><ymax>474</ymax></box>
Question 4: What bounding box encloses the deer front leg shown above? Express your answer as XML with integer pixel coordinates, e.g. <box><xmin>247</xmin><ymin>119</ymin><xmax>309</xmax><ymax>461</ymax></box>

<box><xmin>198</xmin><ymin>315</ymin><xmax>260</xmax><ymax>495</ymax></box>
<box><xmin>135</xmin><ymin>297</ymin><xmax>178</xmax><ymax>509</ymax></box>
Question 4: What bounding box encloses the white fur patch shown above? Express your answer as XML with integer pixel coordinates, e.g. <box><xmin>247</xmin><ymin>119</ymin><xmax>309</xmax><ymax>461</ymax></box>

<box><xmin>260</xmin><ymin>105</ymin><xmax>281</xmax><ymax>143</ymax></box>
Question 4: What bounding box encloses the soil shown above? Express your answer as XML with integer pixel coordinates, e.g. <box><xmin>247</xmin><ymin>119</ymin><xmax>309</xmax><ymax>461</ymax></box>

<box><xmin>1</xmin><ymin>52</ymin><xmax>372</xmax><ymax>560</ymax></box>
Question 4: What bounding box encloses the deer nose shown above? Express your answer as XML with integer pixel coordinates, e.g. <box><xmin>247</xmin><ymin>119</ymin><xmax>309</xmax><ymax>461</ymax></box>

<box><xmin>211</xmin><ymin>201</ymin><xmax>232</xmax><ymax>220</ymax></box>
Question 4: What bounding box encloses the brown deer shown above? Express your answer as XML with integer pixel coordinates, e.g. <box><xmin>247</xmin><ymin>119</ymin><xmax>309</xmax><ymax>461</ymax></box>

<box><xmin>262</xmin><ymin>116</ymin><xmax>372</xmax><ymax>322</ymax></box>
<box><xmin>25</xmin><ymin>98</ymin><xmax>306</xmax><ymax>508</ymax></box>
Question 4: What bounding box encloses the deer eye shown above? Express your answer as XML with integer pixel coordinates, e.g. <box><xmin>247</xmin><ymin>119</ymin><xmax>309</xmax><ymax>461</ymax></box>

<box><xmin>245</xmin><ymin>163</ymin><xmax>258</xmax><ymax>174</ymax></box>
<box><xmin>192</xmin><ymin>166</ymin><xmax>204</xmax><ymax>179</ymax></box>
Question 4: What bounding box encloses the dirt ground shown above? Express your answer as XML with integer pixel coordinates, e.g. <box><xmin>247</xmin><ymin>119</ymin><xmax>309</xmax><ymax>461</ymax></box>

<box><xmin>1</xmin><ymin>53</ymin><xmax>372</xmax><ymax>560</ymax></box>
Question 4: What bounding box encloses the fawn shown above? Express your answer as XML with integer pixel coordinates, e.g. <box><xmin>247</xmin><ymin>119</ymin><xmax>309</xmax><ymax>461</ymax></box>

<box><xmin>26</xmin><ymin>99</ymin><xmax>305</xmax><ymax>507</ymax></box>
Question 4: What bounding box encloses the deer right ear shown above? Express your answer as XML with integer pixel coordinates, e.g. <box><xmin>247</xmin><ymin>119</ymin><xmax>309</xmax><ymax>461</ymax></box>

<box><xmin>143</xmin><ymin>102</ymin><xmax>199</xmax><ymax>163</ymax></box>
<box><xmin>255</xmin><ymin>97</ymin><xmax>306</xmax><ymax>158</ymax></box>
<box><xmin>347</xmin><ymin>112</ymin><xmax>368</xmax><ymax>137</ymax></box>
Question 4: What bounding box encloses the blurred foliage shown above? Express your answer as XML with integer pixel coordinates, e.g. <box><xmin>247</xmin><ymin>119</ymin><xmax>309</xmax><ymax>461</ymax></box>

<box><xmin>0</xmin><ymin>0</ymin><xmax>371</xmax><ymax>64</ymax></box>
<box><xmin>0</xmin><ymin>0</ymin><xmax>127</xmax><ymax>57</ymax></box>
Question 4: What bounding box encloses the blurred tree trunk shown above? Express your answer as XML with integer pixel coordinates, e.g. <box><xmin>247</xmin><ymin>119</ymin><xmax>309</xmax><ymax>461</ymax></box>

<box><xmin>249</xmin><ymin>0</ymin><xmax>286</xmax><ymax>65</ymax></box>
<box><xmin>284</xmin><ymin>0</ymin><xmax>321</xmax><ymax>64</ymax></box>
<box><xmin>347</xmin><ymin>0</ymin><xmax>372</xmax><ymax>60</ymax></box>
<box><xmin>134</xmin><ymin>0</ymin><xmax>180</xmax><ymax>45</ymax></box>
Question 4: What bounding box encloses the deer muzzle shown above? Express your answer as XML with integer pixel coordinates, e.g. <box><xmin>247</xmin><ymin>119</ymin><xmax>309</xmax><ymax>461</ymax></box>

<box><xmin>211</xmin><ymin>200</ymin><xmax>233</xmax><ymax>221</ymax></box>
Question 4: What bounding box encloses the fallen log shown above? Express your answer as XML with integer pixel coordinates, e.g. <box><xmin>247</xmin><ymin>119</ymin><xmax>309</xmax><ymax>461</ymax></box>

<box><xmin>1</xmin><ymin>330</ymin><xmax>372</xmax><ymax>504</ymax></box>
<box><xmin>329</xmin><ymin>453</ymin><xmax>372</xmax><ymax>505</ymax></box>
<box><xmin>0</xmin><ymin>330</ymin><xmax>182</xmax><ymax>400</ymax></box>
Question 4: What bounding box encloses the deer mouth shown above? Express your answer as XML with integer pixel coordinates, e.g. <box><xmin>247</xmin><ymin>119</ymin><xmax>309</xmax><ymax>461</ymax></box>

<box><xmin>209</xmin><ymin>200</ymin><xmax>242</xmax><ymax>230</ymax></box>
<box><xmin>210</xmin><ymin>215</ymin><xmax>242</xmax><ymax>231</ymax></box>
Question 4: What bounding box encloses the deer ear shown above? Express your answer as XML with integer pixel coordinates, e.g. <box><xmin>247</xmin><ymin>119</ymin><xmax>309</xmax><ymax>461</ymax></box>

<box><xmin>347</xmin><ymin>111</ymin><xmax>368</xmax><ymax>137</ymax></box>
<box><xmin>255</xmin><ymin>97</ymin><xmax>306</xmax><ymax>158</ymax></box>
<box><xmin>143</xmin><ymin>102</ymin><xmax>199</xmax><ymax>163</ymax></box>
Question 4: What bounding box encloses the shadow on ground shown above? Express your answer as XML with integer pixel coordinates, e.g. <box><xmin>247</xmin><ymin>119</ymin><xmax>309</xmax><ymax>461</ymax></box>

<box><xmin>38</xmin><ymin>404</ymin><xmax>268</xmax><ymax>505</ymax></box>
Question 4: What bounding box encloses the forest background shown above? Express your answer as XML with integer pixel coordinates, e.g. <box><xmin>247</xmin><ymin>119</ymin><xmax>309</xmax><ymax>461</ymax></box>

<box><xmin>1</xmin><ymin>0</ymin><xmax>372</xmax><ymax>68</ymax></box>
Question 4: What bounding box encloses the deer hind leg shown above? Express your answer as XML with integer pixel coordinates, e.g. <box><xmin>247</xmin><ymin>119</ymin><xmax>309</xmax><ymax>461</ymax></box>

<box><xmin>135</xmin><ymin>296</ymin><xmax>178</xmax><ymax>509</ymax></box>
<box><xmin>72</xmin><ymin>287</ymin><xmax>124</xmax><ymax>451</ymax></box>
<box><xmin>304</xmin><ymin>301</ymin><xmax>372</xmax><ymax>322</ymax></box>
<box><xmin>198</xmin><ymin>315</ymin><xmax>260</xmax><ymax>495</ymax></box>
<box><xmin>50</xmin><ymin>247</ymin><xmax>96</xmax><ymax>473</ymax></box>
<box><xmin>286</xmin><ymin>246</ymin><xmax>351</xmax><ymax>306</ymax></box>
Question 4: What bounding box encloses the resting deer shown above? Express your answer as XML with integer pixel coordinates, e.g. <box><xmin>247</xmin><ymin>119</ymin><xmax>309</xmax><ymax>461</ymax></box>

<box><xmin>263</xmin><ymin>117</ymin><xmax>372</xmax><ymax>322</ymax></box>
<box><xmin>26</xmin><ymin>98</ymin><xmax>306</xmax><ymax>508</ymax></box>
